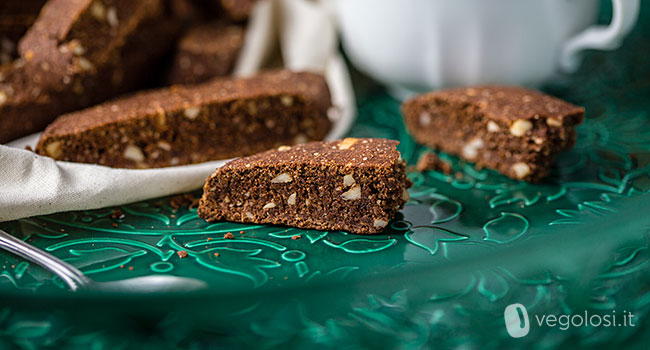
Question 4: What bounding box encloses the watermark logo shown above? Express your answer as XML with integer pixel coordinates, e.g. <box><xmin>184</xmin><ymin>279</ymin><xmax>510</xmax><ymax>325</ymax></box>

<box><xmin>504</xmin><ymin>303</ymin><xmax>636</xmax><ymax>338</ymax></box>
<box><xmin>504</xmin><ymin>303</ymin><xmax>530</xmax><ymax>338</ymax></box>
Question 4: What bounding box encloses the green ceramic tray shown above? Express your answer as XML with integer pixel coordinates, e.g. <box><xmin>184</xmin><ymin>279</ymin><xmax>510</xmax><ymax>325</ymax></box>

<box><xmin>1</xmin><ymin>5</ymin><xmax>650</xmax><ymax>350</ymax></box>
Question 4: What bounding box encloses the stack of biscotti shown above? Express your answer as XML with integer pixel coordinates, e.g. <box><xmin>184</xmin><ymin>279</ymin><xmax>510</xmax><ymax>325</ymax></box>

<box><xmin>0</xmin><ymin>0</ymin><xmax>182</xmax><ymax>143</ymax></box>
<box><xmin>402</xmin><ymin>86</ymin><xmax>585</xmax><ymax>182</ymax></box>
<box><xmin>166</xmin><ymin>21</ymin><xmax>244</xmax><ymax>85</ymax></box>
<box><xmin>35</xmin><ymin>70</ymin><xmax>332</xmax><ymax>168</ymax></box>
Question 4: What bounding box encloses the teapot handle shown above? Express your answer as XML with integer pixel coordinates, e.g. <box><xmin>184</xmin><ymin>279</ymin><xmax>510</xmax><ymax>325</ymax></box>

<box><xmin>559</xmin><ymin>0</ymin><xmax>639</xmax><ymax>72</ymax></box>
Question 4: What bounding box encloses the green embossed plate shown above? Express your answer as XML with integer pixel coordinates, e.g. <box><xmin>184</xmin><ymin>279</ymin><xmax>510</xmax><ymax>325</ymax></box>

<box><xmin>1</xmin><ymin>7</ymin><xmax>650</xmax><ymax>350</ymax></box>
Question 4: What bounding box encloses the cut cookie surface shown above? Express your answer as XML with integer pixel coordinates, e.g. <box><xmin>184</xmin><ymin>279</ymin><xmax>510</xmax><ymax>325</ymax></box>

<box><xmin>402</xmin><ymin>85</ymin><xmax>585</xmax><ymax>182</ymax></box>
<box><xmin>198</xmin><ymin>138</ymin><xmax>411</xmax><ymax>234</ymax></box>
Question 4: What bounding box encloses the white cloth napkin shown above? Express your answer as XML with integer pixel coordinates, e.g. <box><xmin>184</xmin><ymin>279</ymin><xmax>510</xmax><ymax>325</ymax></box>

<box><xmin>0</xmin><ymin>0</ymin><xmax>355</xmax><ymax>222</ymax></box>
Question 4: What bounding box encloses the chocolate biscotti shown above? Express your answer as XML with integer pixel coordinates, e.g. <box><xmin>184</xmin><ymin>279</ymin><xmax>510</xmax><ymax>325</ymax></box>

<box><xmin>0</xmin><ymin>0</ymin><xmax>181</xmax><ymax>143</ymax></box>
<box><xmin>402</xmin><ymin>86</ymin><xmax>585</xmax><ymax>182</ymax></box>
<box><xmin>167</xmin><ymin>21</ymin><xmax>244</xmax><ymax>85</ymax></box>
<box><xmin>198</xmin><ymin>138</ymin><xmax>411</xmax><ymax>234</ymax></box>
<box><xmin>219</xmin><ymin>0</ymin><xmax>258</xmax><ymax>21</ymax></box>
<box><xmin>0</xmin><ymin>0</ymin><xmax>47</xmax><ymax>63</ymax></box>
<box><xmin>35</xmin><ymin>70</ymin><xmax>332</xmax><ymax>168</ymax></box>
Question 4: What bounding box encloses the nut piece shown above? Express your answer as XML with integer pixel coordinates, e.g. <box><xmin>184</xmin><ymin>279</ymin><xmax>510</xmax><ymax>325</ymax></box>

<box><xmin>157</xmin><ymin>141</ymin><xmax>171</xmax><ymax>151</ymax></box>
<box><xmin>280</xmin><ymin>95</ymin><xmax>294</xmax><ymax>107</ymax></box>
<box><xmin>512</xmin><ymin>162</ymin><xmax>531</xmax><ymax>179</ymax></box>
<box><xmin>263</xmin><ymin>202</ymin><xmax>276</xmax><ymax>209</ymax></box>
<box><xmin>510</xmin><ymin>119</ymin><xmax>533</xmax><ymax>137</ymax></box>
<box><xmin>462</xmin><ymin>137</ymin><xmax>484</xmax><ymax>160</ymax></box>
<box><xmin>341</xmin><ymin>184</ymin><xmax>361</xmax><ymax>200</ymax></box>
<box><xmin>487</xmin><ymin>120</ymin><xmax>501</xmax><ymax>132</ymax></box>
<box><xmin>156</xmin><ymin>113</ymin><xmax>167</xmax><ymax>128</ymax></box>
<box><xmin>45</xmin><ymin>141</ymin><xmax>62</xmax><ymax>159</ymax></box>
<box><xmin>287</xmin><ymin>193</ymin><xmax>296</xmax><ymax>205</ymax></box>
<box><xmin>277</xmin><ymin>145</ymin><xmax>291</xmax><ymax>151</ymax></box>
<box><xmin>90</xmin><ymin>1</ymin><xmax>107</xmax><ymax>21</ymax></box>
<box><xmin>343</xmin><ymin>174</ymin><xmax>355</xmax><ymax>187</ymax></box>
<box><xmin>373</xmin><ymin>219</ymin><xmax>388</xmax><ymax>228</ymax></box>
<box><xmin>77</xmin><ymin>57</ymin><xmax>94</xmax><ymax>71</ymax></box>
<box><xmin>245</xmin><ymin>212</ymin><xmax>254</xmax><ymax>219</ymax></box>
<box><xmin>106</xmin><ymin>7</ymin><xmax>118</xmax><ymax>27</ymax></box>
<box><xmin>123</xmin><ymin>145</ymin><xmax>145</xmax><ymax>162</ymax></box>
<box><xmin>546</xmin><ymin>117</ymin><xmax>562</xmax><ymax>127</ymax></box>
<box><xmin>184</xmin><ymin>107</ymin><xmax>200</xmax><ymax>119</ymax></box>
<box><xmin>419</xmin><ymin>112</ymin><xmax>431</xmax><ymax>126</ymax></box>
<box><xmin>294</xmin><ymin>134</ymin><xmax>308</xmax><ymax>145</ymax></box>
<box><xmin>271</xmin><ymin>173</ymin><xmax>293</xmax><ymax>183</ymax></box>
<box><xmin>0</xmin><ymin>91</ymin><xmax>7</xmax><ymax>106</ymax></box>
<box><xmin>69</xmin><ymin>41</ymin><xmax>85</xmax><ymax>56</ymax></box>
<box><xmin>402</xmin><ymin>189</ymin><xmax>410</xmax><ymax>202</ymax></box>
<box><xmin>338</xmin><ymin>137</ymin><xmax>359</xmax><ymax>150</ymax></box>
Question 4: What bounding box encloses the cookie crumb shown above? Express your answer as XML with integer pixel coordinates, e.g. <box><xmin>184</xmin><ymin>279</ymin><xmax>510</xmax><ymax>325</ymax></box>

<box><xmin>111</xmin><ymin>222</ymin><xmax>118</xmax><ymax>228</ymax></box>
<box><xmin>24</xmin><ymin>145</ymin><xmax>33</xmax><ymax>152</ymax></box>
<box><xmin>177</xmin><ymin>250</ymin><xmax>188</xmax><ymax>258</ymax></box>
<box><xmin>291</xmin><ymin>235</ymin><xmax>301</xmax><ymax>240</ymax></box>
<box><xmin>169</xmin><ymin>193</ymin><xmax>200</xmax><ymax>210</ymax></box>
<box><xmin>110</xmin><ymin>208</ymin><xmax>125</xmax><ymax>220</ymax></box>
<box><xmin>214</xmin><ymin>252</ymin><xmax>220</xmax><ymax>257</ymax></box>
<box><xmin>207</xmin><ymin>237</ymin><xmax>213</xmax><ymax>241</ymax></box>
<box><xmin>128</xmin><ymin>266</ymin><xmax>134</xmax><ymax>271</ymax></box>
<box><xmin>416</xmin><ymin>152</ymin><xmax>452</xmax><ymax>174</ymax></box>
<box><xmin>224</xmin><ymin>232</ymin><xmax>234</xmax><ymax>239</ymax></box>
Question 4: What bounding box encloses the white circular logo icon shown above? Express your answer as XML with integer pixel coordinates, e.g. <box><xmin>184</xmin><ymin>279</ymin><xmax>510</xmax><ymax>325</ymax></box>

<box><xmin>504</xmin><ymin>303</ymin><xmax>530</xmax><ymax>338</ymax></box>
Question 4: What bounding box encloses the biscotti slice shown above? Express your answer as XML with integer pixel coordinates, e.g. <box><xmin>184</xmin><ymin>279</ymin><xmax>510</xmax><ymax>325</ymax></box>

<box><xmin>18</xmin><ymin>0</ymin><xmax>167</xmax><ymax>88</ymax></box>
<box><xmin>0</xmin><ymin>0</ymin><xmax>182</xmax><ymax>143</ymax></box>
<box><xmin>167</xmin><ymin>21</ymin><xmax>244</xmax><ymax>85</ymax></box>
<box><xmin>402</xmin><ymin>86</ymin><xmax>585</xmax><ymax>182</ymax></box>
<box><xmin>0</xmin><ymin>7</ymin><xmax>180</xmax><ymax>144</ymax></box>
<box><xmin>219</xmin><ymin>0</ymin><xmax>258</xmax><ymax>21</ymax></box>
<box><xmin>198</xmin><ymin>138</ymin><xmax>411</xmax><ymax>234</ymax></box>
<box><xmin>0</xmin><ymin>61</ymin><xmax>61</xmax><ymax>143</ymax></box>
<box><xmin>35</xmin><ymin>70</ymin><xmax>332</xmax><ymax>168</ymax></box>
<box><xmin>0</xmin><ymin>0</ymin><xmax>47</xmax><ymax>63</ymax></box>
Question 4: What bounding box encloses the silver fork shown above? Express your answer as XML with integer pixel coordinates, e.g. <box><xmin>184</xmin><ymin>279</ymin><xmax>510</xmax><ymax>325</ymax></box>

<box><xmin>0</xmin><ymin>229</ymin><xmax>206</xmax><ymax>293</ymax></box>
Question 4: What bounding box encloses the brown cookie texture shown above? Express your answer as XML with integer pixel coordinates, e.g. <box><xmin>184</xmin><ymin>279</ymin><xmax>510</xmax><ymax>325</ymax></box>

<box><xmin>0</xmin><ymin>0</ymin><xmax>182</xmax><ymax>143</ymax></box>
<box><xmin>35</xmin><ymin>70</ymin><xmax>333</xmax><ymax>168</ymax></box>
<box><xmin>166</xmin><ymin>21</ymin><xmax>245</xmax><ymax>85</ymax></box>
<box><xmin>402</xmin><ymin>85</ymin><xmax>585</xmax><ymax>182</ymax></box>
<box><xmin>0</xmin><ymin>0</ymin><xmax>47</xmax><ymax>64</ymax></box>
<box><xmin>198</xmin><ymin>138</ymin><xmax>412</xmax><ymax>234</ymax></box>
<box><xmin>416</xmin><ymin>152</ymin><xmax>452</xmax><ymax>174</ymax></box>
<box><xmin>219</xmin><ymin>0</ymin><xmax>258</xmax><ymax>21</ymax></box>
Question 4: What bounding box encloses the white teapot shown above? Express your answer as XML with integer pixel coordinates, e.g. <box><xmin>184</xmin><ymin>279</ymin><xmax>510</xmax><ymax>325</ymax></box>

<box><xmin>335</xmin><ymin>0</ymin><xmax>640</xmax><ymax>99</ymax></box>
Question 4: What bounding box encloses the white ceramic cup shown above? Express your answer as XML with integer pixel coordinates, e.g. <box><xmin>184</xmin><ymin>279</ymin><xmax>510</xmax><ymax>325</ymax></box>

<box><xmin>335</xmin><ymin>0</ymin><xmax>640</xmax><ymax>99</ymax></box>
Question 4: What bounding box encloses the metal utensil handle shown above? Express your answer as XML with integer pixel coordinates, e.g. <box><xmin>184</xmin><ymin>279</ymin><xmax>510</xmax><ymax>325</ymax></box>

<box><xmin>0</xmin><ymin>229</ymin><xmax>89</xmax><ymax>291</ymax></box>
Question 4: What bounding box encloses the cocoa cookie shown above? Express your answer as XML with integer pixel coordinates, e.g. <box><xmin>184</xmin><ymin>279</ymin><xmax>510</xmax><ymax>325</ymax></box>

<box><xmin>0</xmin><ymin>0</ymin><xmax>47</xmax><ymax>63</ymax></box>
<box><xmin>166</xmin><ymin>21</ymin><xmax>244</xmax><ymax>85</ymax></box>
<box><xmin>219</xmin><ymin>0</ymin><xmax>257</xmax><ymax>21</ymax></box>
<box><xmin>198</xmin><ymin>138</ymin><xmax>412</xmax><ymax>234</ymax></box>
<box><xmin>402</xmin><ymin>86</ymin><xmax>585</xmax><ymax>182</ymax></box>
<box><xmin>416</xmin><ymin>152</ymin><xmax>452</xmax><ymax>174</ymax></box>
<box><xmin>0</xmin><ymin>61</ymin><xmax>60</xmax><ymax>143</ymax></box>
<box><xmin>0</xmin><ymin>0</ymin><xmax>181</xmax><ymax>143</ymax></box>
<box><xmin>35</xmin><ymin>70</ymin><xmax>332</xmax><ymax>168</ymax></box>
